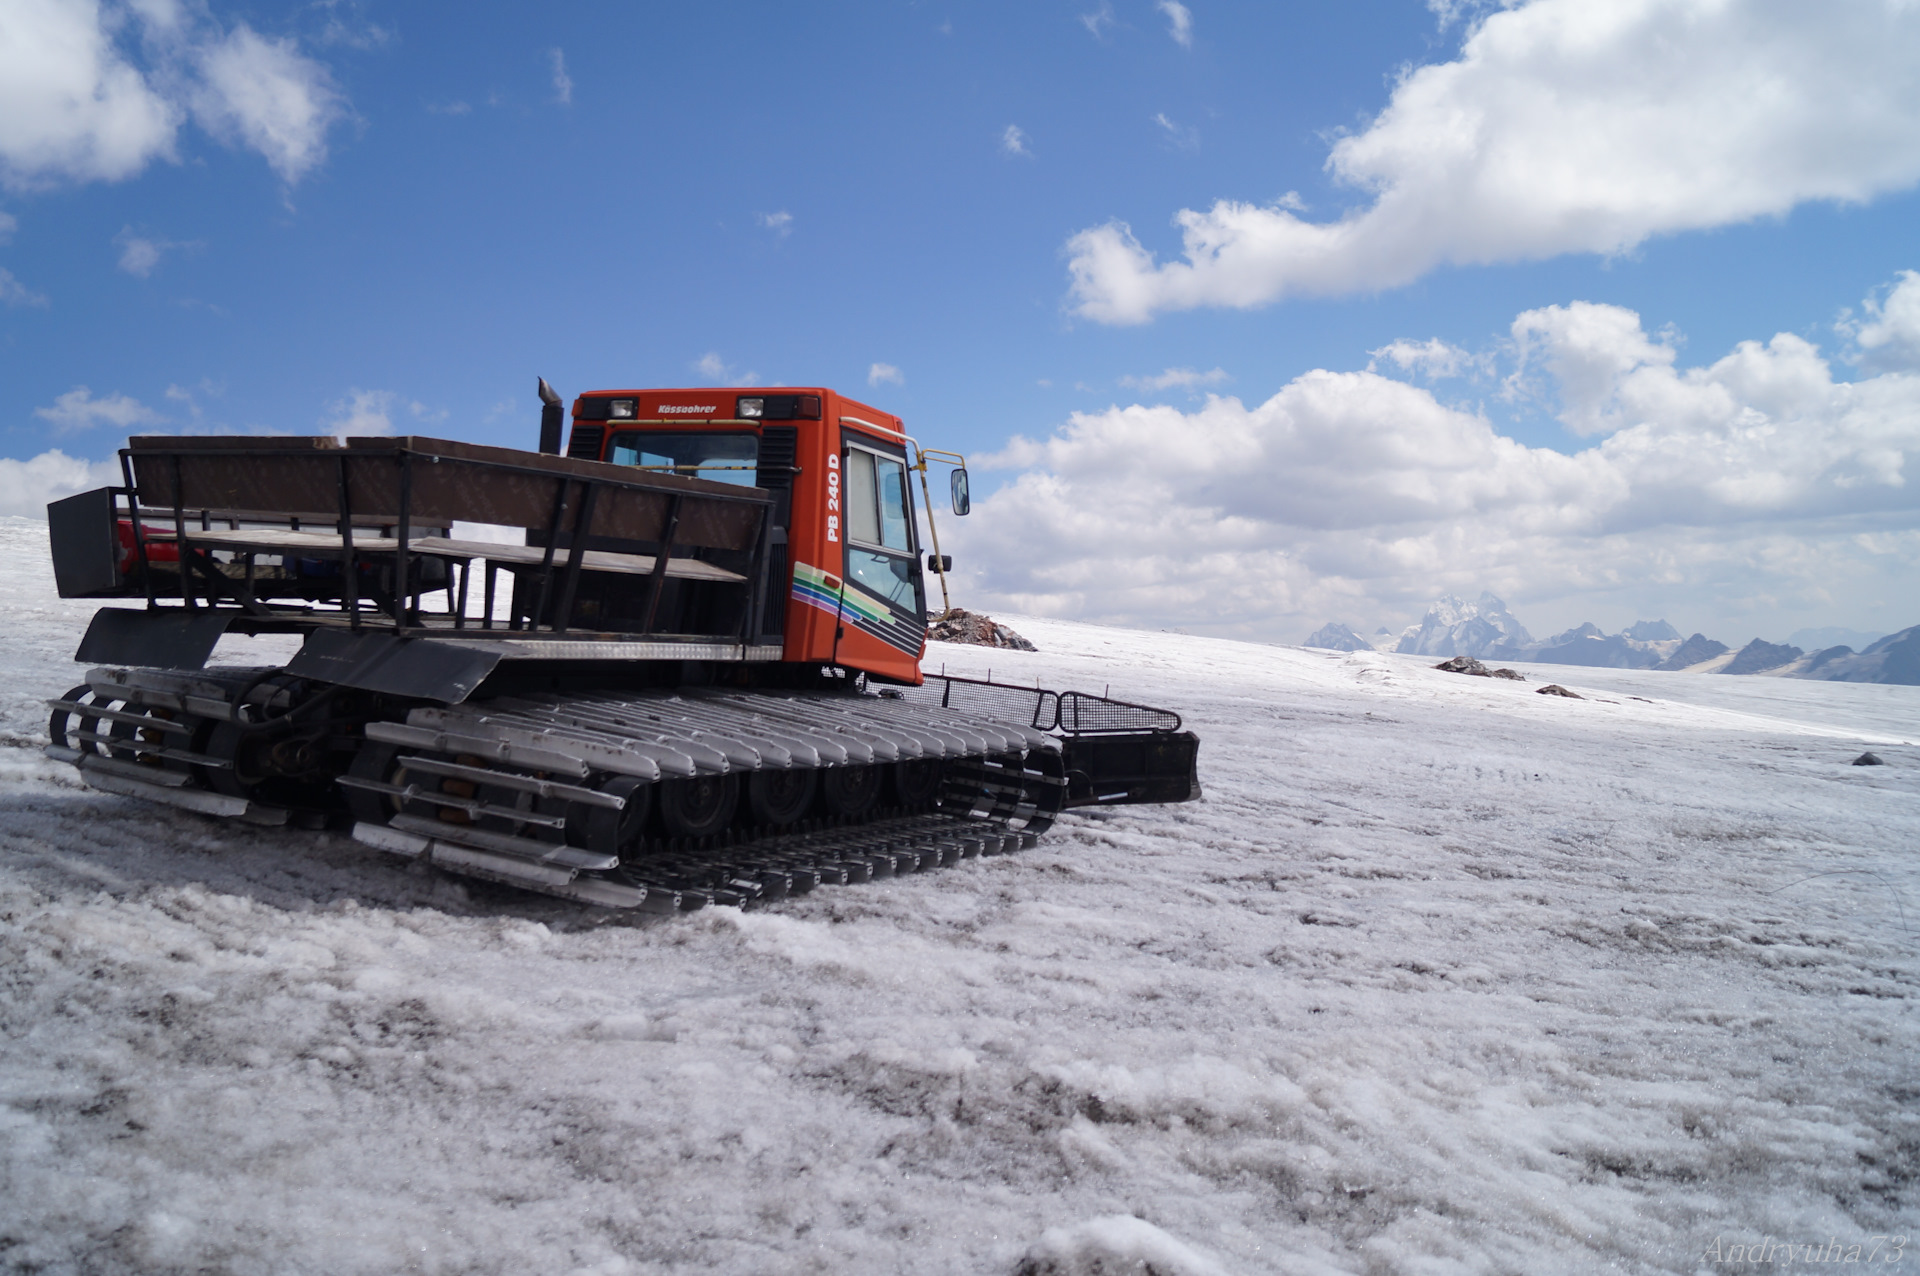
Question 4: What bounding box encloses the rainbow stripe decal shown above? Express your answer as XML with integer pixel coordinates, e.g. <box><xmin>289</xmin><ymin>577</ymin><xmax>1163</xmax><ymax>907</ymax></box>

<box><xmin>791</xmin><ymin>560</ymin><xmax>855</xmax><ymax>620</ymax></box>
<box><xmin>790</xmin><ymin>560</ymin><xmax>923</xmax><ymax>655</ymax></box>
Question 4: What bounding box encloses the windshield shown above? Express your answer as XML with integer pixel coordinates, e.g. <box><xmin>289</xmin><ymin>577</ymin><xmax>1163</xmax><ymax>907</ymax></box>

<box><xmin>607</xmin><ymin>431</ymin><xmax>759</xmax><ymax>485</ymax></box>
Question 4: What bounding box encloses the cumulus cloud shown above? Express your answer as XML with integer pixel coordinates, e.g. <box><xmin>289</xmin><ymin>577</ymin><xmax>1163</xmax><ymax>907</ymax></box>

<box><xmin>549</xmin><ymin>48</ymin><xmax>571</xmax><ymax>106</ymax></box>
<box><xmin>320</xmin><ymin>389</ymin><xmax>442</xmax><ymax>438</ymax></box>
<box><xmin>35</xmin><ymin>386</ymin><xmax>164</xmax><ymax>431</ymax></box>
<box><xmin>1846</xmin><ymin>269</ymin><xmax>1920</xmax><ymax>373</ymax></box>
<box><xmin>1367</xmin><ymin>337</ymin><xmax>1485</xmax><ymax>381</ymax></box>
<box><xmin>757</xmin><ymin>210</ymin><xmax>793</xmax><ymax>236</ymax></box>
<box><xmin>0</xmin><ymin>449</ymin><xmax>124</xmax><ymax>518</ymax></box>
<box><xmin>0</xmin><ymin>0</ymin><xmax>346</xmax><ymax>190</ymax></box>
<box><xmin>112</xmin><ymin>224</ymin><xmax>196</xmax><ymax>276</ymax></box>
<box><xmin>0</xmin><ymin>267</ymin><xmax>49</xmax><ymax>307</ymax></box>
<box><xmin>952</xmin><ymin>275</ymin><xmax>1920</xmax><ymax>639</ymax></box>
<box><xmin>1001</xmin><ymin>125</ymin><xmax>1030</xmax><ymax>157</ymax></box>
<box><xmin>868</xmin><ymin>363</ymin><xmax>904</xmax><ymax>387</ymax></box>
<box><xmin>1156</xmin><ymin>0</ymin><xmax>1193</xmax><ymax>47</ymax></box>
<box><xmin>190</xmin><ymin>23</ymin><xmax>345</xmax><ymax>184</ymax></box>
<box><xmin>1066</xmin><ymin>0</ymin><xmax>1920</xmax><ymax>323</ymax></box>
<box><xmin>1080</xmin><ymin>2</ymin><xmax>1114</xmax><ymax>38</ymax></box>
<box><xmin>693</xmin><ymin>353</ymin><xmax>759</xmax><ymax>387</ymax></box>
<box><xmin>1118</xmin><ymin>366</ymin><xmax>1229</xmax><ymax>392</ymax></box>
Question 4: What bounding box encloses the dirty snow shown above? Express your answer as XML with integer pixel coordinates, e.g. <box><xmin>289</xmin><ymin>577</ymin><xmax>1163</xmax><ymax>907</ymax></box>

<box><xmin>1</xmin><ymin>517</ymin><xmax>1915</xmax><ymax>1275</ymax></box>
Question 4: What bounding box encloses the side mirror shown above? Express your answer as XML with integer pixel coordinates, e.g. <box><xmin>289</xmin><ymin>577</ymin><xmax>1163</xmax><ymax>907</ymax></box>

<box><xmin>950</xmin><ymin>467</ymin><xmax>970</xmax><ymax>516</ymax></box>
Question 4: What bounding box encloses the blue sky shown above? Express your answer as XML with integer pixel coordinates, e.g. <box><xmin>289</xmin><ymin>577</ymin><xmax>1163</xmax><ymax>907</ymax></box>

<box><xmin>5</xmin><ymin>0</ymin><xmax>1920</xmax><ymax>644</ymax></box>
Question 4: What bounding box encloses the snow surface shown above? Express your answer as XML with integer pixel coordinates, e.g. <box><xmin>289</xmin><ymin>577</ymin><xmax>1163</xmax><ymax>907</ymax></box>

<box><xmin>2</xmin><ymin>517</ymin><xmax>1917</xmax><ymax>1275</ymax></box>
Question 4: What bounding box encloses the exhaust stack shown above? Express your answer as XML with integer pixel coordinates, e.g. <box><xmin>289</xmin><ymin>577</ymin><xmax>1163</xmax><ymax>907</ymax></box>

<box><xmin>537</xmin><ymin>377</ymin><xmax>564</xmax><ymax>454</ymax></box>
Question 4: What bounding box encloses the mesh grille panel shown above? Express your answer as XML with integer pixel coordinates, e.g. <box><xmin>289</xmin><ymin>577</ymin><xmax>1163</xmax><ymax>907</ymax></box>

<box><xmin>1058</xmin><ymin>692</ymin><xmax>1181</xmax><ymax>735</ymax></box>
<box><xmin>566</xmin><ymin>425</ymin><xmax>606</xmax><ymax>460</ymax></box>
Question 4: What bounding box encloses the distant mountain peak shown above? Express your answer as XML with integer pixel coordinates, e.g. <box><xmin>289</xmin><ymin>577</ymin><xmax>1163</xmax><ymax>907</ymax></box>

<box><xmin>1302</xmin><ymin>621</ymin><xmax>1374</xmax><ymax>652</ymax></box>
<box><xmin>1625</xmin><ymin>619</ymin><xmax>1681</xmax><ymax>642</ymax></box>
<box><xmin>1394</xmin><ymin>594</ymin><xmax>1533</xmax><ymax>659</ymax></box>
<box><xmin>1720</xmin><ymin>638</ymin><xmax>1803</xmax><ymax>675</ymax></box>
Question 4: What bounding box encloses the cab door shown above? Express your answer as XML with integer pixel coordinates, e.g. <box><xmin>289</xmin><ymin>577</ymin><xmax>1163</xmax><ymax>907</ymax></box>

<box><xmin>836</xmin><ymin>434</ymin><xmax>927</xmax><ymax>659</ymax></box>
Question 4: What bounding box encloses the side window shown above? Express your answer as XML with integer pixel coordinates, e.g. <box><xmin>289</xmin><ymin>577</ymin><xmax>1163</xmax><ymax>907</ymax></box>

<box><xmin>846</xmin><ymin>449</ymin><xmax>880</xmax><ymax>544</ymax></box>
<box><xmin>875</xmin><ymin>455</ymin><xmax>910</xmax><ymax>550</ymax></box>
<box><xmin>843</xmin><ymin>445</ymin><xmax>912</xmax><ymax>552</ymax></box>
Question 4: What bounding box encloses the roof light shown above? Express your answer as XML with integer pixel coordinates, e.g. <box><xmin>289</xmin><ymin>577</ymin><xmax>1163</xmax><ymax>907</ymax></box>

<box><xmin>609</xmin><ymin>399</ymin><xmax>636</xmax><ymax>419</ymax></box>
<box><xmin>735</xmin><ymin>393</ymin><xmax>821</xmax><ymax>421</ymax></box>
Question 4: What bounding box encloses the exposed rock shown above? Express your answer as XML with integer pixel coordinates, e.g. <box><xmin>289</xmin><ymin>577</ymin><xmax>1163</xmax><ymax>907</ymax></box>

<box><xmin>1536</xmin><ymin>684</ymin><xmax>1582</xmax><ymax>698</ymax></box>
<box><xmin>927</xmin><ymin>609</ymin><xmax>1037</xmax><ymax>651</ymax></box>
<box><xmin>1656</xmin><ymin>633</ymin><xmax>1731</xmax><ymax>671</ymax></box>
<box><xmin>1720</xmin><ymin>638</ymin><xmax>1803</xmax><ymax>676</ymax></box>
<box><xmin>1434</xmin><ymin>656</ymin><xmax>1491</xmax><ymax>676</ymax></box>
<box><xmin>1303</xmin><ymin>621</ymin><xmax>1373</xmax><ymax>652</ymax></box>
<box><xmin>1852</xmin><ymin>752</ymin><xmax>1885</xmax><ymax>766</ymax></box>
<box><xmin>1488</xmin><ymin>668</ymin><xmax>1527</xmax><ymax>681</ymax></box>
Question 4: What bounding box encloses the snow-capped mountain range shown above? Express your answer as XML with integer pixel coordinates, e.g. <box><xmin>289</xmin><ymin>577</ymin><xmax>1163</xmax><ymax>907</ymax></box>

<box><xmin>1305</xmin><ymin>594</ymin><xmax>1920</xmax><ymax>684</ymax></box>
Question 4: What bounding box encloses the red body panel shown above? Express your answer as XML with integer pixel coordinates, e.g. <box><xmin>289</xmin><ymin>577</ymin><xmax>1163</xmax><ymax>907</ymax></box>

<box><xmin>567</xmin><ymin>387</ymin><xmax>926</xmax><ymax>685</ymax></box>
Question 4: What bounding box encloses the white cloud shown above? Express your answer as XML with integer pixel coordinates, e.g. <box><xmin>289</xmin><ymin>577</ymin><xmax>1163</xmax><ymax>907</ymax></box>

<box><xmin>426</xmin><ymin>100</ymin><xmax>471</xmax><ymax>116</ymax></box>
<box><xmin>757</xmin><ymin>210</ymin><xmax>793</xmax><ymax>236</ymax></box>
<box><xmin>323</xmin><ymin>388</ymin><xmax>395</xmax><ymax>437</ymax></box>
<box><xmin>1118</xmin><ymin>366</ymin><xmax>1229</xmax><ymax>393</ymax></box>
<box><xmin>1367</xmin><ymin>337</ymin><xmax>1484</xmax><ymax>381</ymax></box>
<box><xmin>1846</xmin><ymin>269</ymin><xmax>1920</xmax><ymax>373</ymax></box>
<box><xmin>0</xmin><ymin>211</ymin><xmax>17</xmax><ymax>242</ymax></box>
<box><xmin>1506</xmin><ymin>302</ymin><xmax>1679</xmax><ymax>436</ymax></box>
<box><xmin>1080</xmin><ymin>3</ymin><xmax>1114</xmax><ymax>38</ymax></box>
<box><xmin>112</xmin><ymin>224</ymin><xmax>195</xmax><ymax>276</ymax></box>
<box><xmin>0</xmin><ymin>1</ymin><xmax>345</xmax><ymax>190</ymax></box>
<box><xmin>868</xmin><ymin>363</ymin><xmax>904</xmax><ymax>388</ymax></box>
<box><xmin>1066</xmin><ymin>0</ymin><xmax>1920</xmax><ymax>323</ymax></box>
<box><xmin>321</xmin><ymin>390</ymin><xmax>443</xmax><ymax>437</ymax></box>
<box><xmin>190</xmin><ymin>23</ymin><xmax>344</xmax><ymax>184</ymax></box>
<box><xmin>549</xmin><ymin>48</ymin><xmax>571</xmax><ymax>106</ymax></box>
<box><xmin>0</xmin><ymin>449</ymin><xmax>124</xmax><ymax>518</ymax></box>
<box><xmin>36</xmin><ymin>386</ymin><xmax>165</xmax><ymax>431</ymax></box>
<box><xmin>1151</xmin><ymin>112</ymin><xmax>1198</xmax><ymax>149</ymax></box>
<box><xmin>116</xmin><ymin>231</ymin><xmax>160</xmax><ymax>276</ymax></box>
<box><xmin>953</xmin><ymin>276</ymin><xmax>1920</xmax><ymax>639</ymax></box>
<box><xmin>693</xmin><ymin>353</ymin><xmax>759</xmax><ymax>387</ymax></box>
<box><xmin>1001</xmin><ymin>124</ymin><xmax>1030</xmax><ymax>157</ymax></box>
<box><xmin>1</xmin><ymin>266</ymin><xmax>49</xmax><ymax>307</ymax></box>
<box><xmin>0</xmin><ymin>0</ymin><xmax>180</xmax><ymax>187</ymax></box>
<box><xmin>1156</xmin><ymin>1</ymin><xmax>1193</xmax><ymax>48</ymax></box>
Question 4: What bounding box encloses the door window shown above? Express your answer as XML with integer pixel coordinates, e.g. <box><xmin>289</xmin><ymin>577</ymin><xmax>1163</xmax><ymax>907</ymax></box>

<box><xmin>842</xmin><ymin>440</ymin><xmax>919</xmax><ymax>611</ymax></box>
<box><xmin>844</xmin><ymin>448</ymin><xmax>911</xmax><ymax>551</ymax></box>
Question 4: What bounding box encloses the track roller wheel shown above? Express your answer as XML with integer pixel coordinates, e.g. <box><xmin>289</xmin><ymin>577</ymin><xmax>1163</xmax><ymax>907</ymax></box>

<box><xmin>657</xmin><ymin>773</ymin><xmax>739</xmax><ymax>839</ymax></box>
<box><xmin>819</xmin><ymin>765</ymin><xmax>882</xmax><ymax>819</ymax></box>
<box><xmin>571</xmin><ymin>774</ymin><xmax>652</xmax><ymax>856</ymax></box>
<box><xmin>744</xmin><ymin>768</ymin><xmax>816</xmax><ymax>827</ymax></box>
<box><xmin>49</xmin><ymin>686</ymin><xmax>118</xmax><ymax>758</ymax></box>
<box><xmin>343</xmin><ymin>743</ymin><xmax>409</xmax><ymax>825</ymax></box>
<box><xmin>889</xmin><ymin>758</ymin><xmax>944</xmax><ymax>807</ymax></box>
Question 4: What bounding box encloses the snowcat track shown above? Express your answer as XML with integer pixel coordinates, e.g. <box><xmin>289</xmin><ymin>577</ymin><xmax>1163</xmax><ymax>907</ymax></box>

<box><xmin>49</xmin><ymin>668</ymin><xmax>1069</xmax><ymax>910</ymax></box>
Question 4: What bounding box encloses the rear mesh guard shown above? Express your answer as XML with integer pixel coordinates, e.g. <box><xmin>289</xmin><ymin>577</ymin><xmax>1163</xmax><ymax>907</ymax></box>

<box><xmin>900</xmin><ymin>674</ymin><xmax>1201</xmax><ymax>808</ymax></box>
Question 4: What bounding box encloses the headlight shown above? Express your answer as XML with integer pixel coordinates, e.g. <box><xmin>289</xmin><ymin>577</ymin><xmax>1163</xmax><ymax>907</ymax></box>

<box><xmin>609</xmin><ymin>399</ymin><xmax>636</xmax><ymax>419</ymax></box>
<box><xmin>736</xmin><ymin>397</ymin><xmax>764</xmax><ymax>418</ymax></box>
